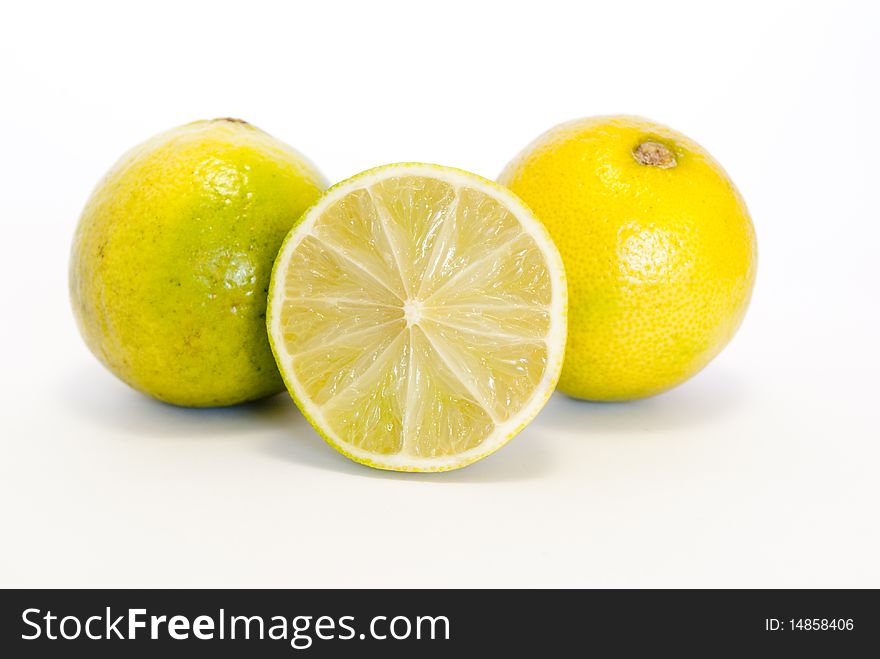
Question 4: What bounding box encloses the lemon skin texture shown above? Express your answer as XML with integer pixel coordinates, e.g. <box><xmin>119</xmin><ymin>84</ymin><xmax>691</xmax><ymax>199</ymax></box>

<box><xmin>499</xmin><ymin>116</ymin><xmax>756</xmax><ymax>401</ymax></box>
<box><xmin>70</xmin><ymin>119</ymin><xmax>327</xmax><ymax>407</ymax></box>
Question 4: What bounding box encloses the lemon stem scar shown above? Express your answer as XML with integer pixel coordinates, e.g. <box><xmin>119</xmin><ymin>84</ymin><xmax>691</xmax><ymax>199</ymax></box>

<box><xmin>633</xmin><ymin>141</ymin><xmax>677</xmax><ymax>169</ymax></box>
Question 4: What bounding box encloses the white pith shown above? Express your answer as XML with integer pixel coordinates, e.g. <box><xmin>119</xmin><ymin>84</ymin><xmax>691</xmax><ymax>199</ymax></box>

<box><xmin>268</xmin><ymin>164</ymin><xmax>567</xmax><ymax>471</ymax></box>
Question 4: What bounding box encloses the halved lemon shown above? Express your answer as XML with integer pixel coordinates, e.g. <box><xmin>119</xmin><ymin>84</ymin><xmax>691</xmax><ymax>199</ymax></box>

<box><xmin>267</xmin><ymin>163</ymin><xmax>566</xmax><ymax>471</ymax></box>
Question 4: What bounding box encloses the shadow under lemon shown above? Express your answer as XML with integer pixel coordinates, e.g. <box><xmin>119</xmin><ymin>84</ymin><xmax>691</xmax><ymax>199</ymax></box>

<box><xmin>62</xmin><ymin>362</ymin><xmax>302</xmax><ymax>439</ymax></box>
<box><xmin>61</xmin><ymin>361</ymin><xmax>555</xmax><ymax>484</ymax></box>
<box><xmin>538</xmin><ymin>365</ymin><xmax>748</xmax><ymax>435</ymax></box>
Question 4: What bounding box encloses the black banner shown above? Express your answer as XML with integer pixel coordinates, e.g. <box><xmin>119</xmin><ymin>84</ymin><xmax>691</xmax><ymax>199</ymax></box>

<box><xmin>0</xmin><ymin>589</ymin><xmax>876</xmax><ymax>656</ymax></box>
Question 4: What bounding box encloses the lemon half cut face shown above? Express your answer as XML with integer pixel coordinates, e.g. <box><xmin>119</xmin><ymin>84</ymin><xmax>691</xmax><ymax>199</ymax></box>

<box><xmin>267</xmin><ymin>163</ymin><xmax>567</xmax><ymax>472</ymax></box>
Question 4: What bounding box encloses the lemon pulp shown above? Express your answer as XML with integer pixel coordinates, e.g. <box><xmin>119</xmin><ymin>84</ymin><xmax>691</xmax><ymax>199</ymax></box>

<box><xmin>267</xmin><ymin>164</ymin><xmax>566</xmax><ymax>471</ymax></box>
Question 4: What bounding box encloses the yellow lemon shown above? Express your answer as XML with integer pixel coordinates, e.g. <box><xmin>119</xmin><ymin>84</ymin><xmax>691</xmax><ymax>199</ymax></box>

<box><xmin>70</xmin><ymin>119</ymin><xmax>326</xmax><ymax>407</ymax></box>
<box><xmin>500</xmin><ymin>116</ymin><xmax>756</xmax><ymax>401</ymax></box>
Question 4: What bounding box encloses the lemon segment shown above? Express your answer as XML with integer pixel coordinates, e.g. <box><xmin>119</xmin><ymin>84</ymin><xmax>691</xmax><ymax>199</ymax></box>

<box><xmin>268</xmin><ymin>164</ymin><xmax>566</xmax><ymax>472</ymax></box>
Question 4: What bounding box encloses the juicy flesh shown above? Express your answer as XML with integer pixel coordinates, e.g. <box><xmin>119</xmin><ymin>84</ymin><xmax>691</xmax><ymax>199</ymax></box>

<box><xmin>279</xmin><ymin>175</ymin><xmax>553</xmax><ymax>458</ymax></box>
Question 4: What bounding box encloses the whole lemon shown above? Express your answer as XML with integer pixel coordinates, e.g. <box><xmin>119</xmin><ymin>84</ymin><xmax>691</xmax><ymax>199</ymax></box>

<box><xmin>500</xmin><ymin>116</ymin><xmax>756</xmax><ymax>401</ymax></box>
<box><xmin>70</xmin><ymin>119</ymin><xmax>326</xmax><ymax>407</ymax></box>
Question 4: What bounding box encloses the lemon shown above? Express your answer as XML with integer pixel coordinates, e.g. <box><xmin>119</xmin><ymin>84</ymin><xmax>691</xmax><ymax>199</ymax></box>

<box><xmin>500</xmin><ymin>116</ymin><xmax>756</xmax><ymax>401</ymax></box>
<box><xmin>70</xmin><ymin>119</ymin><xmax>326</xmax><ymax>407</ymax></box>
<box><xmin>267</xmin><ymin>163</ymin><xmax>567</xmax><ymax>471</ymax></box>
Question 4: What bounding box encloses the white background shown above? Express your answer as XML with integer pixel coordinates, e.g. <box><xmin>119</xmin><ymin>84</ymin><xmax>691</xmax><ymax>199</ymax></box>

<box><xmin>1</xmin><ymin>0</ymin><xmax>878</xmax><ymax>587</ymax></box>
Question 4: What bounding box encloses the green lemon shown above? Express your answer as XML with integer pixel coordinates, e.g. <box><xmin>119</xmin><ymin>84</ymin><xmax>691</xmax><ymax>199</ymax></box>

<box><xmin>70</xmin><ymin>118</ymin><xmax>326</xmax><ymax>407</ymax></box>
